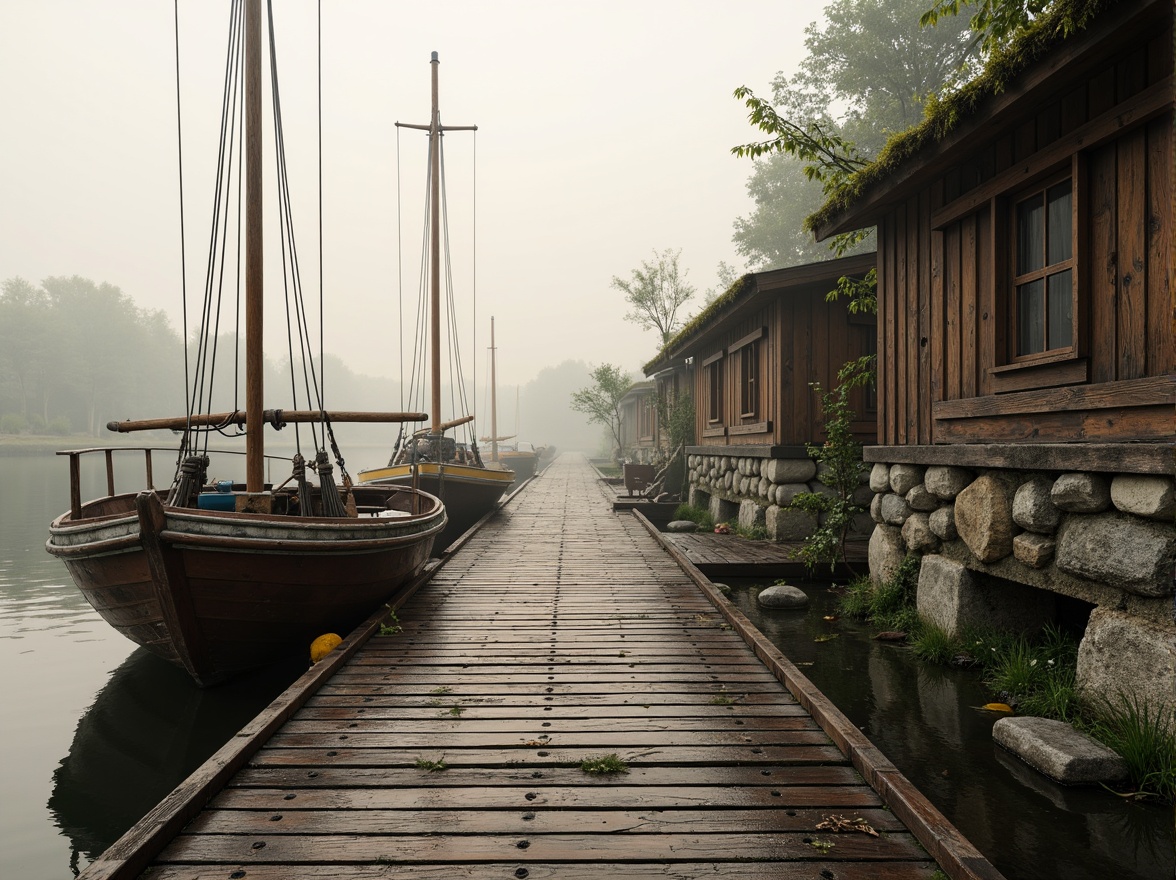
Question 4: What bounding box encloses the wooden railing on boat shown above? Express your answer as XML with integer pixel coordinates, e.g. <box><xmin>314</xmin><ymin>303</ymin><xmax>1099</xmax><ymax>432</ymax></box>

<box><xmin>57</xmin><ymin>446</ymin><xmax>300</xmax><ymax>521</ymax></box>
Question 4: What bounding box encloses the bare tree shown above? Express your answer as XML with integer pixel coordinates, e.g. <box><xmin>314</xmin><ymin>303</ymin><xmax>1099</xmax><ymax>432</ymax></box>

<box><xmin>569</xmin><ymin>363</ymin><xmax>631</xmax><ymax>460</ymax></box>
<box><xmin>611</xmin><ymin>248</ymin><xmax>696</xmax><ymax>344</ymax></box>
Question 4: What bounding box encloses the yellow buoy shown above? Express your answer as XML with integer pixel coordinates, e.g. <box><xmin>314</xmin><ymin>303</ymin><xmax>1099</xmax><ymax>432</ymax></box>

<box><xmin>310</xmin><ymin>633</ymin><xmax>343</xmax><ymax>663</ymax></box>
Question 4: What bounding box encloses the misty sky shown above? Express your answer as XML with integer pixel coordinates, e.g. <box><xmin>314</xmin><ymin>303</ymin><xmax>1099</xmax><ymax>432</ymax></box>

<box><xmin>1</xmin><ymin>1</ymin><xmax>828</xmax><ymax>389</ymax></box>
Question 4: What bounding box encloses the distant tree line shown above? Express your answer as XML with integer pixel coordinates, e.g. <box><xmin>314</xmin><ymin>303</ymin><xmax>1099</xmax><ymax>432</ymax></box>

<box><xmin>0</xmin><ymin>276</ymin><xmax>184</xmax><ymax>436</ymax></box>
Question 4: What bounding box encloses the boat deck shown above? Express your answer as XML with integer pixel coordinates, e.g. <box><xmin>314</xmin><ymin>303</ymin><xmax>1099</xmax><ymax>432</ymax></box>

<box><xmin>86</xmin><ymin>453</ymin><xmax>1000</xmax><ymax>880</ymax></box>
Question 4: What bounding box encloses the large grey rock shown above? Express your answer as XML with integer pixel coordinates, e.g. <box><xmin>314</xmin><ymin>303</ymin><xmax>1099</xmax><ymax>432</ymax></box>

<box><xmin>757</xmin><ymin>584</ymin><xmax>810</xmax><ymax>609</ymax></box>
<box><xmin>766</xmin><ymin>505</ymin><xmax>815</xmax><ymax>542</ymax></box>
<box><xmin>868</xmin><ymin>524</ymin><xmax>906</xmax><ymax>587</ymax></box>
<box><xmin>763</xmin><ymin>458</ymin><xmax>817</xmax><ymax>484</ymax></box>
<box><xmin>954</xmin><ymin>474</ymin><xmax>1015</xmax><ymax>563</ymax></box>
<box><xmin>906</xmin><ymin>484</ymin><xmax>939</xmax><ymax>512</ymax></box>
<box><xmin>1056</xmin><ymin>512</ymin><xmax>1176</xmax><ymax>597</ymax></box>
<box><xmin>758</xmin><ymin>477</ymin><xmax>772</xmax><ymax>499</ymax></box>
<box><xmin>1013</xmin><ymin>477</ymin><xmax>1061</xmax><ymax>534</ymax></box>
<box><xmin>917</xmin><ymin>554</ymin><xmax>1054</xmax><ymax>636</ymax></box>
<box><xmin>774</xmin><ymin>483</ymin><xmax>809</xmax><ymax>507</ymax></box>
<box><xmin>1051</xmin><ymin>473</ymin><xmax>1111</xmax><ymax>513</ymax></box>
<box><xmin>738</xmin><ymin>499</ymin><xmax>766</xmax><ymax>532</ymax></box>
<box><xmin>880</xmin><ymin>493</ymin><xmax>912</xmax><ymax>526</ymax></box>
<box><xmin>902</xmin><ymin>513</ymin><xmax>940</xmax><ymax>553</ymax></box>
<box><xmin>688</xmin><ymin>486</ymin><xmax>710</xmax><ymax>509</ymax></box>
<box><xmin>869</xmin><ymin>463</ymin><xmax>891</xmax><ymax>493</ymax></box>
<box><xmin>924</xmin><ymin>465</ymin><xmax>973</xmax><ymax>500</ymax></box>
<box><xmin>889</xmin><ymin>464</ymin><xmax>925</xmax><ymax>496</ymax></box>
<box><xmin>1110</xmin><ymin>474</ymin><xmax>1176</xmax><ymax>521</ymax></box>
<box><xmin>870</xmin><ymin>493</ymin><xmax>885</xmax><ymax>524</ymax></box>
<box><xmin>1077</xmin><ymin>608</ymin><xmax>1176</xmax><ymax>717</ymax></box>
<box><xmin>929</xmin><ymin>505</ymin><xmax>957</xmax><ymax>541</ymax></box>
<box><xmin>666</xmin><ymin>520</ymin><xmax>699</xmax><ymax>533</ymax></box>
<box><xmin>993</xmin><ymin>717</ymin><xmax>1128</xmax><ymax>785</ymax></box>
<box><xmin>1013</xmin><ymin>532</ymin><xmax>1055</xmax><ymax>568</ymax></box>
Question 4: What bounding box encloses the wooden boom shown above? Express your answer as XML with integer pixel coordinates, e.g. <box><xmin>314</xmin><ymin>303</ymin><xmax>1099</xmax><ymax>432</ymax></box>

<box><xmin>107</xmin><ymin>410</ymin><xmax>429</xmax><ymax>433</ymax></box>
<box><xmin>410</xmin><ymin>414</ymin><xmax>476</xmax><ymax>437</ymax></box>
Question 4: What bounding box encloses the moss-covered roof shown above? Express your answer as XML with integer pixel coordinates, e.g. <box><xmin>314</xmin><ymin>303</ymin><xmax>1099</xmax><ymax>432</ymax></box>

<box><xmin>642</xmin><ymin>274</ymin><xmax>755</xmax><ymax>375</ymax></box>
<box><xmin>808</xmin><ymin>0</ymin><xmax>1122</xmax><ymax>236</ymax></box>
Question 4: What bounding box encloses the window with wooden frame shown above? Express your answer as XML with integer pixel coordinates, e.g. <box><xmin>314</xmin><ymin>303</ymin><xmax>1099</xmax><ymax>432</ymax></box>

<box><xmin>739</xmin><ymin>340</ymin><xmax>760</xmax><ymax>419</ymax></box>
<box><xmin>1011</xmin><ymin>174</ymin><xmax>1076</xmax><ymax>360</ymax></box>
<box><xmin>638</xmin><ymin>395</ymin><xmax>654</xmax><ymax>441</ymax></box>
<box><xmin>703</xmin><ymin>351</ymin><xmax>724</xmax><ymax>426</ymax></box>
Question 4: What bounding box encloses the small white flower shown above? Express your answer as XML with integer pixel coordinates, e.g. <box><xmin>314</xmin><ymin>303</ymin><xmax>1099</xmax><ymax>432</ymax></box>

<box><xmin>1047</xmin><ymin>659</ymin><xmax>1055</xmax><ymax>666</ymax></box>
<box><xmin>1030</xmin><ymin>659</ymin><xmax>1038</xmax><ymax>667</ymax></box>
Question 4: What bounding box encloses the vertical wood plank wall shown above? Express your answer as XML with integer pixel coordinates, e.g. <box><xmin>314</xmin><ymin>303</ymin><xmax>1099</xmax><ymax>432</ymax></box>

<box><xmin>875</xmin><ymin>28</ymin><xmax>1173</xmax><ymax>446</ymax></box>
<box><xmin>690</xmin><ymin>285</ymin><xmax>876</xmax><ymax>448</ymax></box>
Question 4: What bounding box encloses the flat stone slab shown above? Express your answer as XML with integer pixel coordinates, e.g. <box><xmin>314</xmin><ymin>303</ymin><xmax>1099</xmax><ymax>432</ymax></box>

<box><xmin>666</xmin><ymin>520</ymin><xmax>699</xmax><ymax>532</ymax></box>
<box><xmin>756</xmin><ymin>584</ymin><xmax>809</xmax><ymax>609</ymax></box>
<box><xmin>992</xmin><ymin>716</ymin><xmax>1128</xmax><ymax>785</ymax></box>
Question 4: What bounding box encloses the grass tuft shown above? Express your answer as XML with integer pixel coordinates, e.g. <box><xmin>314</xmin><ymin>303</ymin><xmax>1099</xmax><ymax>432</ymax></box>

<box><xmin>1086</xmin><ymin>693</ymin><xmax>1176</xmax><ymax>802</ymax></box>
<box><xmin>672</xmin><ymin>503</ymin><xmax>715</xmax><ymax>532</ymax></box>
<box><xmin>414</xmin><ymin>757</ymin><xmax>447</xmax><ymax>772</ymax></box>
<box><xmin>579</xmin><ymin>753</ymin><xmax>629</xmax><ymax>774</ymax></box>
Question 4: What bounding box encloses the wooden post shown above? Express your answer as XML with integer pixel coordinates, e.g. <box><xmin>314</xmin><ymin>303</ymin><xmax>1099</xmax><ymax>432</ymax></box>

<box><xmin>104</xmin><ymin>448</ymin><xmax>115</xmax><ymax>497</ymax></box>
<box><xmin>245</xmin><ymin>0</ymin><xmax>264</xmax><ymax>492</ymax></box>
<box><xmin>68</xmin><ymin>453</ymin><xmax>82</xmax><ymax>520</ymax></box>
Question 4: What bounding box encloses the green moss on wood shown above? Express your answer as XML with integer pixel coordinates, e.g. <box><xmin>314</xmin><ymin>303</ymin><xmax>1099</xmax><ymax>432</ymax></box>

<box><xmin>643</xmin><ymin>274</ymin><xmax>755</xmax><ymax>374</ymax></box>
<box><xmin>808</xmin><ymin>0</ymin><xmax>1122</xmax><ymax>235</ymax></box>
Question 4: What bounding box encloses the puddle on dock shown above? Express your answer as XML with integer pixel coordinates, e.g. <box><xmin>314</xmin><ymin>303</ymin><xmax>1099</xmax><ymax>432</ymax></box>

<box><xmin>723</xmin><ymin>577</ymin><xmax>1174</xmax><ymax>880</ymax></box>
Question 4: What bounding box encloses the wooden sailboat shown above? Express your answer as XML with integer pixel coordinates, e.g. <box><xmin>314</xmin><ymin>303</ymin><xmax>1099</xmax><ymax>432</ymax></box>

<box><xmin>45</xmin><ymin>1</ymin><xmax>445</xmax><ymax>687</ymax></box>
<box><xmin>358</xmin><ymin>53</ymin><xmax>512</xmax><ymax>549</ymax></box>
<box><xmin>483</xmin><ymin>319</ymin><xmax>539</xmax><ymax>484</ymax></box>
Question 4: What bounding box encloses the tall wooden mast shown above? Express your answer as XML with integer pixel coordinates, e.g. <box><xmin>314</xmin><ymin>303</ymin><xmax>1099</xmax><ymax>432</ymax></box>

<box><xmin>490</xmin><ymin>316</ymin><xmax>498</xmax><ymax>463</ymax></box>
<box><xmin>244</xmin><ymin>0</ymin><xmax>264</xmax><ymax>492</ymax></box>
<box><xmin>428</xmin><ymin>52</ymin><xmax>442</xmax><ymax>436</ymax></box>
<box><xmin>398</xmin><ymin>53</ymin><xmax>477</xmax><ymax>440</ymax></box>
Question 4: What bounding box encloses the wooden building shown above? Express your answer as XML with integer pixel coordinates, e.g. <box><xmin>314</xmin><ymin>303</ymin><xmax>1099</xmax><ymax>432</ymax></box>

<box><xmin>617</xmin><ymin>380</ymin><xmax>658</xmax><ymax>462</ymax></box>
<box><xmin>813</xmin><ymin>0</ymin><xmax>1175</xmax><ymax>713</ymax></box>
<box><xmin>644</xmin><ymin>253</ymin><xmax>876</xmax><ymax>537</ymax></box>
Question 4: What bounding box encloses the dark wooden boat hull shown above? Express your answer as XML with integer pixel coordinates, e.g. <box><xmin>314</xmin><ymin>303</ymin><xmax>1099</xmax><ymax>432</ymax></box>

<box><xmin>357</xmin><ymin>462</ymin><xmax>512</xmax><ymax>551</ymax></box>
<box><xmin>498</xmin><ymin>451</ymin><xmax>539</xmax><ymax>483</ymax></box>
<box><xmin>46</xmin><ymin>487</ymin><xmax>445</xmax><ymax>686</ymax></box>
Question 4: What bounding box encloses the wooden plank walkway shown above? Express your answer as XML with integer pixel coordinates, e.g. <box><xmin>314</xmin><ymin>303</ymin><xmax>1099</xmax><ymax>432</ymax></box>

<box><xmin>661</xmin><ymin>531</ymin><xmax>868</xmax><ymax>577</ymax></box>
<box><xmin>88</xmin><ymin>453</ymin><xmax>1002</xmax><ymax>880</ymax></box>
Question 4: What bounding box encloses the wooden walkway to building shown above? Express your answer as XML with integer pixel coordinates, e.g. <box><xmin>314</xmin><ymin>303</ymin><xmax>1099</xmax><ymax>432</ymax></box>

<box><xmin>85</xmin><ymin>453</ymin><xmax>1001</xmax><ymax>880</ymax></box>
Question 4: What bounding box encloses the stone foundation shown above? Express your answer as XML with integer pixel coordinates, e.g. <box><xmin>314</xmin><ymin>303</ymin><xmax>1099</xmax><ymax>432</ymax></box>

<box><xmin>685</xmin><ymin>447</ymin><xmax>871</xmax><ymax>542</ymax></box>
<box><xmin>867</xmin><ymin>459</ymin><xmax>1176</xmax><ymax>715</ymax></box>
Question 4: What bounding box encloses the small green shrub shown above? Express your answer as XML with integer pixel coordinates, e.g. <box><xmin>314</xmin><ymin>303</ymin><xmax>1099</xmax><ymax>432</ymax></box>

<box><xmin>414</xmin><ymin>757</ymin><xmax>447</xmax><ymax>772</ymax></box>
<box><xmin>837</xmin><ymin>554</ymin><xmax>921</xmax><ymax>635</ymax></box>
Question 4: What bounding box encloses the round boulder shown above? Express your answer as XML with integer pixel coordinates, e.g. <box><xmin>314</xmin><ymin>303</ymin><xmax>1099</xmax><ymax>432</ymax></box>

<box><xmin>757</xmin><ymin>584</ymin><xmax>809</xmax><ymax>609</ymax></box>
<box><xmin>666</xmin><ymin>520</ymin><xmax>699</xmax><ymax>533</ymax></box>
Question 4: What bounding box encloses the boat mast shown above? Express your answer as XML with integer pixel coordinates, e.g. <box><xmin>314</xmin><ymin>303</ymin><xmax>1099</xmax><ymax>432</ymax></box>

<box><xmin>245</xmin><ymin>0</ymin><xmax>264</xmax><ymax>492</ymax></box>
<box><xmin>428</xmin><ymin>52</ymin><xmax>442</xmax><ymax>437</ymax></box>
<box><xmin>490</xmin><ymin>316</ymin><xmax>498</xmax><ymax>463</ymax></box>
<box><xmin>398</xmin><ymin>54</ymin><xmax>476</xmax><ymax>441</ymax></box>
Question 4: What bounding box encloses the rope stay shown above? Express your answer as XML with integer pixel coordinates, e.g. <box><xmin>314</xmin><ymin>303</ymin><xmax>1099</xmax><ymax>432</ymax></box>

<box><xmin>170</xmin><ymin>0</ymin><xmax>346</xmax><ymax>514</ymax></box>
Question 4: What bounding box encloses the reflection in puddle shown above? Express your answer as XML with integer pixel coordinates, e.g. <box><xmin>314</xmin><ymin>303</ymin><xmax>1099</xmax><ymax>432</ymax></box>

<box><xmin>725</xmin><ymin>579</ymin><xmax>1174</xmax><ymax>880</ymax></box>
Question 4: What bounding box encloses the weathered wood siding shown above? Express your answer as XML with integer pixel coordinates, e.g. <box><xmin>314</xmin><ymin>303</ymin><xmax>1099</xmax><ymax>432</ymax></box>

<box><xmin>690</xmin><ymin>283</ymin><xmax>876</xmax><ymax>448</ymax></box>
<box><xmin>878</xmin><ymin>25</ymin><xmax>1174</xmax><ymax>446</ymax></box>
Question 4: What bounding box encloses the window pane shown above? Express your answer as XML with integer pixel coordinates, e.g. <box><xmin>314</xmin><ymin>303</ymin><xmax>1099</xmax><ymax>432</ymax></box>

<box><xmin>1017</xmin><ymin>196</ymin><xmax>1044</xmax><ymax>274</ymax></box>
<box><xmin>1047</xmin><ymin>181</ymin><xmax>1073</xmax><ymax>265</ymax></box>
<box><xmin>1017</xmin><ymin>279</ymin><xmax>1045</xmax><ymax>355</ymax></box>
<box><xmin>1047</xmin><ymin>269</ymin><xmax>1073</xmax><ymax>350</ymax></box>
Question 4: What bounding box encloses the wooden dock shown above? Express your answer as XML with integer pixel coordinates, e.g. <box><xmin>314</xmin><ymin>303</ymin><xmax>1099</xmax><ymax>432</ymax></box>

<box><xmin>660</xmin><ymin>530</ymin><xmax>868</xmax><ymax>578</ymax></box>
<box><xmin>84</xmin><ymin>453</ymin><xmax>1002</xmax><ymax>880</ymax></box>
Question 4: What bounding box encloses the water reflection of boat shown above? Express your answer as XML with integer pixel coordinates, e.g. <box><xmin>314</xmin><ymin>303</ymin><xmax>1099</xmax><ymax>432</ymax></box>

<box><xmin>47</xmin><ymin>647</ymin><xmax>302</xmax><ymax>872</ymax></box>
